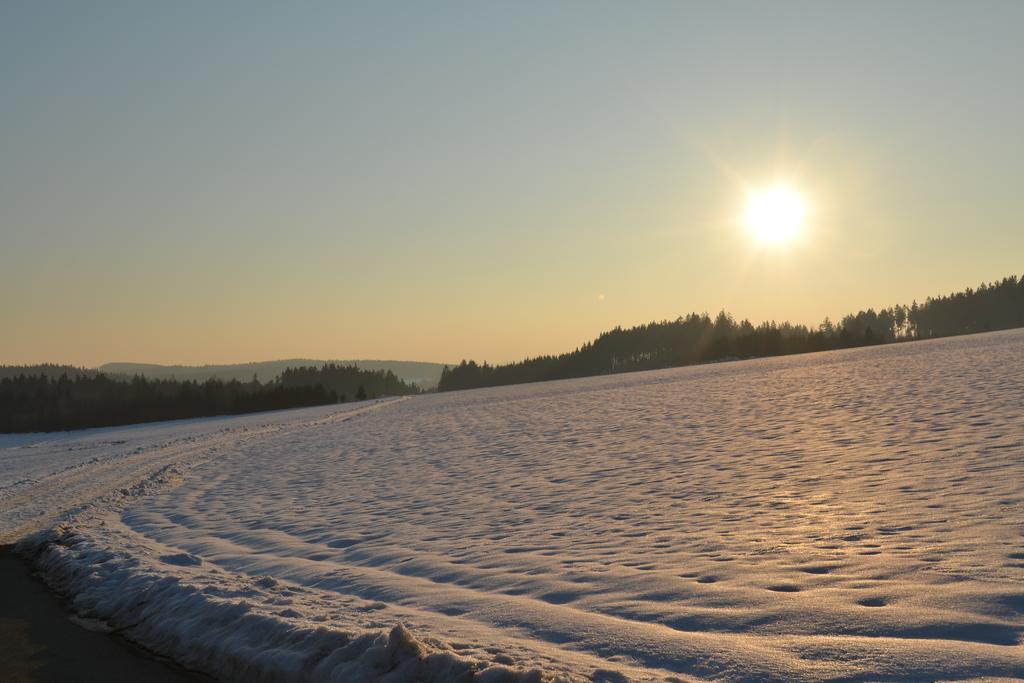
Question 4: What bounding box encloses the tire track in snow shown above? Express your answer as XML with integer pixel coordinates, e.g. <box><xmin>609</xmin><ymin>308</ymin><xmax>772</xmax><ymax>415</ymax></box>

<box><xmin>0</xmin><ymin>399</ymin><xmax>404</xmax><ymax>544</ymax></box>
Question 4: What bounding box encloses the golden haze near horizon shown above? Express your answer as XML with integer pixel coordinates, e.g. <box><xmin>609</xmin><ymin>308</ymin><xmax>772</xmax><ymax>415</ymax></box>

<box><xmin>2</xmin><ymin>3</ymin><xmax>1022</xmax><ymax>368</ymax></box>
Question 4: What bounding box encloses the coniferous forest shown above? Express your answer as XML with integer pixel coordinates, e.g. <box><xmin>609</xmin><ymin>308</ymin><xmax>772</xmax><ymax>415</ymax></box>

<box><xmin>277</xmin><ymin>364</ymin><xmax>421</xmax><ymax>402</ymax></box>
<box><xmin>438</xmin><ymin>274</ymin><xmax>1024</xmax><ymax>392</ymax></box>
<box><xmin>0</xmin><ymin>364</ymin><xmax>102</xmax><ymax>380</ymax></box>
<box><xmin>0</xmin><ymin>363</ymin><xmax>421</xmax><ymax>433</ymax></box>
<box><xmin>0</xmin><ymin>375</ymin><xmax>338</xmax><ymax>434</ymax></box>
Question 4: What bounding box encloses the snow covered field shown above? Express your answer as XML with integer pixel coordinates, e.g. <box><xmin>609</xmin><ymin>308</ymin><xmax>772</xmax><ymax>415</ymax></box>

<box><xmin>3</xmin><ymin>330</ymin><xmax>1024</xmax><ymax>681</ymax></box>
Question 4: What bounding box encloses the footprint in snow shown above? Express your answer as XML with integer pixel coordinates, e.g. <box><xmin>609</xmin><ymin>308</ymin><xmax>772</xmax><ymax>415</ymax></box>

<box><xmin>158</xmin><ymin>553</ymin><xmax>202</xmax><ymax>567</ymax></box>
<box><xmin>857</xmin><ymin>597</ymin><xmax>888</xmax><ymax>607</ymax></box>
<box><xmin>766</xmin><ymin>584</ymin><xmax>801</xmax><ymax>593</ymax></box>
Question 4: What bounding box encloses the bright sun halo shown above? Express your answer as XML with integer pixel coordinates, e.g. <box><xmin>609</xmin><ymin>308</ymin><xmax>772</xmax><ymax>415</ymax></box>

<box><xmin>743</xmin><ymin>186</ymin><xmax>807</xmax><ymax>244</ymax></box>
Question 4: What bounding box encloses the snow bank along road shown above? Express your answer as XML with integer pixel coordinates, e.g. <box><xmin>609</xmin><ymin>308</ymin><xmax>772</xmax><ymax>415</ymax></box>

<box><xmin>3</xmin><ymin>330</ymin><xmax>1024</xmax><ymax>681</ymax></box>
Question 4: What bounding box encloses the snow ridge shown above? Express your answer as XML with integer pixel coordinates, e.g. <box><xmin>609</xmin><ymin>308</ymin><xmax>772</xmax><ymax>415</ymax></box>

<box><xmin>22</xmin><ymin>526</ymin><xmax>545</xmax><ymax>682</ymax></box>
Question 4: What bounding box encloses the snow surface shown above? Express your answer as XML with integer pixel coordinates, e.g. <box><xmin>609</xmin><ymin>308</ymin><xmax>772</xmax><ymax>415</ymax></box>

<box><xmin>4</xmin><ymin>330</ymin><xmax>1024</xmax><ymax>681</ymax></box>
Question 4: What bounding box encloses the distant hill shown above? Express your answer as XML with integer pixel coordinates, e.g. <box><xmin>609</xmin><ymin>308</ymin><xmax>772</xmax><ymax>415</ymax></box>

<box><xmin>99</xmin><ymin>359</ymin><xmax>450</xmax><ymax>389</ymax></box>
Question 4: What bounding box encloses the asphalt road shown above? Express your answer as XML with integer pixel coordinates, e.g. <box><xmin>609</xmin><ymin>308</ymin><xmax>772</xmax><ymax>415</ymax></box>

<box><xmin>0</xmin><ymin>546</ymin><xmax>207</xmax><ymax>682</ymax></box>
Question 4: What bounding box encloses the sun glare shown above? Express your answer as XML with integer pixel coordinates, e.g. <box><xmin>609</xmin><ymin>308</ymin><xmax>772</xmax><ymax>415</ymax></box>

<box><xmin>742</xmin><ymin>186</ymin><xmax>808</xmax><ymax>244</ymax></box>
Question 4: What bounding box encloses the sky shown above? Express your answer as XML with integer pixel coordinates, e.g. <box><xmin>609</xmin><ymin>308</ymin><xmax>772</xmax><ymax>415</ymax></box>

<box><xmin>2</xmin><ymin>1</ymin><xmax>1022</xmax><ymax>367</ymax></box>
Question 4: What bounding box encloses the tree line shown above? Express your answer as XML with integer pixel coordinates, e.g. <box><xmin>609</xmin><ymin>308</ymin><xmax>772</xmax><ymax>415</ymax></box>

<box><xmin>1</xmin><ymin>364</ymin><xmax>104</xmax><ymax>380</ymax></box>
<box><xmin>438</xmin><ymin>274</ymin><xmax>1024</xmax><ymax>392</ymax></box>
<box><xmin>0</xmin><ymin>375</ymin><xmax>337</xmax><ymax>433</ymax></box>
<box><xmin>277</xmin><ymin>364</ymin><xmax>421</xmax><ymax>402</ymax></box>
<box><xmin>0</xmin><ymin>363</ymin><xmax>421</xmax><ymax>433</ymax></box>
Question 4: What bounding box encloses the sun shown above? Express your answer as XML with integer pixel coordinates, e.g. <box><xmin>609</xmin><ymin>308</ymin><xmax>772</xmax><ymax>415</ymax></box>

<box><xmin>742</xmin><ymin>186</ymin><xmax>808</xmax><ymax>244</ymax></box>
